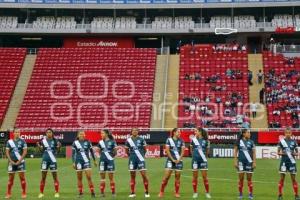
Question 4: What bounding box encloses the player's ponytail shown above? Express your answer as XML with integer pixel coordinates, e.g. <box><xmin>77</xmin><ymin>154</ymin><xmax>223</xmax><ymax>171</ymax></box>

<box><xmin>103</xmin><ymin>129</ymin><xmax>114</xmax><ymax>140</ymax></box>
<box><xmin>170</xmin><ymin>128</ymin><xmax>178</xmax><ymax>138</ymax></box>
<box><xmin>198</xmin><ymin>127</ymin><xmax>208</xmax><ymax>140</ymax></box>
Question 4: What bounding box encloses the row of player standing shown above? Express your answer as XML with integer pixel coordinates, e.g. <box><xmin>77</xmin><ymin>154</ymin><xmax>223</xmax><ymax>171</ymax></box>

<box><xmin>3</xmin><ymin>127</ymin><xmax>300</xmax><ymax>200</ymax></box>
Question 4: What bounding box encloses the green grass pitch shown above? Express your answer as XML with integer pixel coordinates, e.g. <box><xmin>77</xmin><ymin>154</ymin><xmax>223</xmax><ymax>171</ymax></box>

<box><xmin>0</xmin><ymin>158</ymin><xmax>298</xmax><ymax>200</ymax></box>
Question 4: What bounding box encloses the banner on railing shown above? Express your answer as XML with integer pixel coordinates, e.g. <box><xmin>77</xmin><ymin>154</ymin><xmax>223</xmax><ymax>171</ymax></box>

<box><xmin>258</xmin><ymin>131</ymin><xmax>300</xmax><ymax>144</ymax></box>
<box><xmin>63</xmin><ymin>37</ymin><xmax>134</xmax><ymax>48</ymax></box>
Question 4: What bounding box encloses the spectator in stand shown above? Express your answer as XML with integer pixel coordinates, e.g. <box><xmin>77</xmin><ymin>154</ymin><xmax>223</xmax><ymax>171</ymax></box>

<box><xmin>257</xmin><ymin>70</ymin><xmax>263</xmax><ymax>84</ymax></box>
<box><xmin>250</xmin><ymin>102</ymin><xmax>258</xmax><ymax>118</ymax></box>
<box><xmin>195</xmin><ymin>73</ymin><xmax>201</xmax><ymax>80</ymax></box>
<box><xmin>241</xmin><ymin>121</ymin><xmax>250</xmax><ymax>129</ymax></box>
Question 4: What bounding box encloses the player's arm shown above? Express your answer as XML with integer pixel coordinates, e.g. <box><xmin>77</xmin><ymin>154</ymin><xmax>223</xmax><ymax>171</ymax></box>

<box><xmin>165</xmin><ymin>145</ymin><xmax>176</xmax><ymax>163</ymax></box>
<box><xmin>36</xmin><ymin>141</ymin><xmax>43</xmax><ymax>152</ymax></box>
<box><xmin>56</xmin><ymin>140</ymin><xmax>62</xmax><ymax>154</ymax></box>
<box><xmin>179</xmin><ymin>142</ymin><xmax>185</xmax><ymax>161</ymax></box>
<box><xmin>233</xmin><ymin>144</ymin><xmax>238</xmax><ymax>169</ymax></box>
<box><xmin>89</xmin><ymin>143</ymin><xmax>97</xmax><ymax>166</ymax></box>
<box><xmin>72</xmin><ymin>144</ymin><xmax>76</xmax><ymax>168</ymax></box>
<box><xmin>278</xmin><ymin>144</ymin><xmax>284</xmax><ymax>156</ymax></box>
<box><xmin>125</xmin><ymin>140</ymin><xmax>130</xmax><ymax>156</ymax></box>
<box><xmin>252</xmin><ymin>144</ymin><xmax>256</xmax><ymax>168</ymax></box>
<box><xmin>5</xmin><ymin>146</ymin><xmax>15</xmax><ymax>165</ymax></box>
<box><xmin>143</xmin><ymin>139</ymin><xmax>147</xmax><ymax>156</ymax></box>
<box><xmin>112</xmin><ymin>141</ymin><xmax>117</xmax><ymax>157</ymax></box>
<box><xmin>206</xmin><ymin>142</ymin><xmax>210</xmax><ymax>158</ymax></box>
<box><xmin>293</xmin><ymin>142</ymin><xmax>299</xmax><ymax>156</ymax></box>
<box><xmin>190</xmin><ymin>144</ymin><xmax>193</xmax><ymax>158</ymax></box>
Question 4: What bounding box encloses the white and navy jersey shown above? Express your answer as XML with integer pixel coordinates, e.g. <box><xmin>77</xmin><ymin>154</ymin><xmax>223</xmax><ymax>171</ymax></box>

<box><xmin>72</xmin><ymin>140</ymin><xmax>95</xmax><ymax>163</ymax></box>
<box><xmin>6</xmin><ymin>138</ymin><xmax>27</xmax><ymax>162</ymax></box>
<box><xmin>278</xmin><ymin>138</ymin><xmax>298</xmax><ymax>164</ymax></box>
<box><xmin>236</xmin><ymin>139</ymin><xmax>255</xmax><ymax>164</ymax></box>
<box><xmin>191</xmin><ymin>137</ymin><xmax>210</xmax><ymax>162</ymax></box>
<box><xmin>166</xmin><ymin>137</ymin><xmax>185</xmax><ymax>161</ymax></box>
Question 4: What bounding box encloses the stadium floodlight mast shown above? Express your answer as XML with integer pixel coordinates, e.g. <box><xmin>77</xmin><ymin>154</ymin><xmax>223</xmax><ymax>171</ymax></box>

<box><xmin>214</xmin><ymin>28</ymin><xmax>238</xmax><ymax>35</ymax></box>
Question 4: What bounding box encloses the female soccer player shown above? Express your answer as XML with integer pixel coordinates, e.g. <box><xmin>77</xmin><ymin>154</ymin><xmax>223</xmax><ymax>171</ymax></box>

<box><xmin>234</xmin><ymin>129</ymin><xmax>256</xmax><ymax>200</ymax></box>
<box><xmin>190</xmin><ymin>128</ymin><xmax>211</xmax><ymax>199</ymax></box>
<box><xmin>125</xmin><ymin>128</ymin><xmax>150</xmax><ymax>198</ymax></box>
<box><xmin>5</xmin><ymin>128</ymin><xmax>28</xmax><ymax>199</ymax></box>
<box><xmin>37</xmin><ymin>128</ymin><xmax>61</xmax><ymax>198</ymax></box>
<box><xmin>277</xmin><ymin>127</ymin><xmax>300</xmax><ymax>200</ymax></box>
<box><xmin>159</xmin><ymin>128</ymin><xmax>185</xmax><ymax>198</ymax></box>
<box><xmin>72</xmin><ymin>130</ymin><xmax>97</xmax><ymax>198</ymax></box>
<box><xmin>97</xmin><ymin>129</ymin><xmax>117</xmax><ymax>197</ymax></box>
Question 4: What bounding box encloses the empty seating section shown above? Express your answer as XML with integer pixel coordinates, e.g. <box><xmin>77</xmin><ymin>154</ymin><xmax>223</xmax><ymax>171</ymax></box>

<box><xmin>16</xmin><ymin>48</ymin><xmax>156</xmax><ymax>129</ymax></box>
<box><xmin>0</xmin><ymin>48</ymin><xmax>26</xmax><ymax>125</ymax></box>
<box><xmin>210</xmin><ymin>16</ymin><xmax>232</xmax><ymax>28</ymax></box>
<box><xmin>91</xmin><ymin>17</ymin><xmax>114</xmax><ymax>29</ymax></box>
<box><xmin>271</xmin><ymin>15</ymin><xmax>294</xmax><ymax>27</ymax></box>
<box><xmin>115</xmin><ymin>17</ymin><xmax>136</xmax><ymax>29</ymax></box>
<box><xmin>0</xmin><ymin>16</ymin><xmax>18</xmax><ymax>29</ymax></box>
<box><xmin>5</xmin><ymin>15</ymin><xmax>300</xmax><ymax>30</ymax></box>
<box><xmin>33</xmin><ymin>16</ymin><xmax>76</xmax><ymax>29</ymax></box>
<box><xmin>234</xmin><ymin>16</ymin><xmax>256</xmax><ymax>28</ymax></box>
<box><xmin>263</xmin><ymin>52</ymin><xmax>300</xmax><ymax>128</ymax></box>
<box><xmin>174</xmin><ymin>16</ymin><xmax>194</xmax><ymax>29</ymax></box>
<box><xmin>178</xmin><ymin>45</ymin><xmax>249</xmax><ymax>128</ymax></box>
<box><xmin>152</xmin><ymin>17</ymin><xmax>173</xmax><ymax>29</ymax></box>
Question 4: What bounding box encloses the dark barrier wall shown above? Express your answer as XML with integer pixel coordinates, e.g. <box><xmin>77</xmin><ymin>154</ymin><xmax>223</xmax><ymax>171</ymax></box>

<box><xmin>0</xmin><ymin>131</ymin><xmax>9</xmax><ymax>142</ymax></box>
<box><xmin>9</xmin><ymin>130</ymin><xmax>258</xmax><ymax>145</ymax></box>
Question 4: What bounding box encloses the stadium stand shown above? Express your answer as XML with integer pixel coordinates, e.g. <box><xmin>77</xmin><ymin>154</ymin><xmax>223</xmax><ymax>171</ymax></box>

<box><xmin>0</xmin><ymin>16</ymin><xmax>18</xmax><ymax>29</ymax></box>
<box><xmin>15</xmin><ymin>48</ymin><xmax>156</xmax><ymax>129</ymax></box>
<box><xmin>271</xmin><ymin>14</ymin><xmax>294</xmax><ymax>28</ymax></box>
<box><xmin>178</xmin><ymin>44</ymin><xmax>250</xmax><ymax>128</ymax></box>
<box><xmin>0</xmin><ymin>48</ymin><xmax>26</xmax><ymax>126</ymax></box>
<box><xmin>152</xmin><ymin>17</ymin><xmax>173</xmax><ymax>29</ymax></box>
<box><xmin>263</xmin><ymin>51</ymin><xmax>300</xmax><ymax>128</ymax></box>
<box><xmin>91</xmin><ymin>17</ymin><xmax>114</xmax><ymax>30</ymax></box>
<box><xmin>33</xmin><ymin>16</ymin><xmax>76</xmax><ymax>30</ymax></box>
<box><xmin>115</xmin><ymin>17</ymin><xmax>136</xmax><ymax>29</ymax></box>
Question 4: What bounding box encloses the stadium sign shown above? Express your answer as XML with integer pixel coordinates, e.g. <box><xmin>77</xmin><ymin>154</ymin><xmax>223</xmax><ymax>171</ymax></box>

<box><xmin>256</xmin><ymin>146</ymin><xmax>300</xmax><ymax>159</ymax></box>
<box><xmin>63</xmin><ymin>37</ymin><xmax>134</xmax><ymax>48</ymax></box>
<box><xmin>275</xmin><ymin>26</ymin><xmax>296</xmax><ymax>34</ymax></box>
<box><xmin>0</xmin><ymin>131</ymin><xmax>8</xmax><ymax>141</ymax></box>
<box><xmin>210</xmin><ymin>147</ymin><xmax>234</xmax><ymax>158</ymax></box>
<box><xmin>258</xmin><ymin>131</ymin><xmax>300</xmax><ymax>144</ymax></box>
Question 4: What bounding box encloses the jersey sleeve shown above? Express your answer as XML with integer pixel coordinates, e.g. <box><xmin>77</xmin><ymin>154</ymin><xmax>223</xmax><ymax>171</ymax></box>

<box><xmin>165</xmin><ymin>138</ymin><xmax>170</xmax><ymax>146</ymax></box>
<box><xmin>252</xmin><ymin>141</ymin><xmax>255</xmax><ymax>149</ymax></box>
<box><xmin>113</xmin><ymin>140</ymin><xmax>117</xmax><ymax>149</ymax></box>
<box><xmin>125</xmin><ymin>139</ymin><xmax>130</xmax><ymax>148</ymax></box>
<box><xmin>181</xmin><ymin>139</ymin><xmax>185</xmax><ymax>147</ymax></box>
<box><xmin>277</xmin><ymin>141</ymin><xmax>283</xmax><ymax>149</ymax></box>
<box><xmin>97</xmin><ymin>142</ymin><xmax>102</xmax><ymax>150</ymax></box>
<box><xmin>22</xmin><ymin>140</ymin><xmax>27</xmax><ymax>149</ymax></box>
<box><xmin>6</xmin><ymin>141</ymin><xmax>10</xmax><ymax>150</ymax></box>
<box><xmin>142</xmin><ymin>138</ymin><xmax>147</xmax><ymax>146</ymax></box>
<box><xmin>207</xmin><ymin>141</ymin><xmax>211</xmax><ymax>149</ymax></box>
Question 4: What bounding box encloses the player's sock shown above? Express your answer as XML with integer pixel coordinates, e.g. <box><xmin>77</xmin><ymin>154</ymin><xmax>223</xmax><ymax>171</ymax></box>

<box><xmin>7</xmin><ymin>177</ymin><xmax>14</xmax><ymax>195</ymax></box>
<box><xmin>204</xmin><ymin>179</ymin><xmax>210</xmax><ymax>193</ymax></box>
<box><xmin>175</xmin><ymin>180</ymin><xmax>180</xmax><ymax>194</ymax></box>
<box><xmin>143</xmin><ymin>177</ymin><xmax>149</xmax><ymax>193</ymax></box>
<box><xmin>238</xmin><ymin>180</ymin><xmax>243</xmax><ymax>195</ymax></box>
<box><xmin>100</xmin><ymin>180</ymin><xmax>106</xmax><ymax>194</ymax></box>
<box><xmin>40</xmin><ymin>180</ymin><xmax>46</xmax><ymax>193</ymax></box>
<box><xmin>278</xmin><ymin>179</ymin><xmax>284</xmax><ymax>196</ymax></box>
<box><xmin>77</xmin><ymin>180</ymin><xmax>83</xmax><ymax>194</ymax></box>
<box><xmin>130</xmin><ymin>179</ymin><xmax>136</xmax><ymax>194</ymax></box>
<box><xmin>192</xmin><ymin>178</ymin><xmax>198</xmax><ymax>193</ymax></box>
<box><xmin>160</xmin><ymin>179</ymin><xmax>168</xmax><ymax>193</ymax></box>
<box><xmin>54</xmin><ymin>180</ymin><xmax>59</xmax><ymax>193</ymax></box>
<box><xmin>248</xmin><ymin>181</ymin><xmax>253</xmax><ymax>194</ymax></box>
<box><xmin>21</xmin><ymin>178</ymin><xmax>27</xmax><ymax>194</ymax></box>
<box><xmin>110</xmin><ymin>182</ymin><xmax>115</xmax><ymax>194</ymax></box>
<box><xmin>89</xmin><ymin>183</ymin><xmax>95</xmax><ymax>194</ymax></box>
<box><xmin>293</xmin><ymin>181</ymin><xmax>299</xmax><ymax>196</ymax></box>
